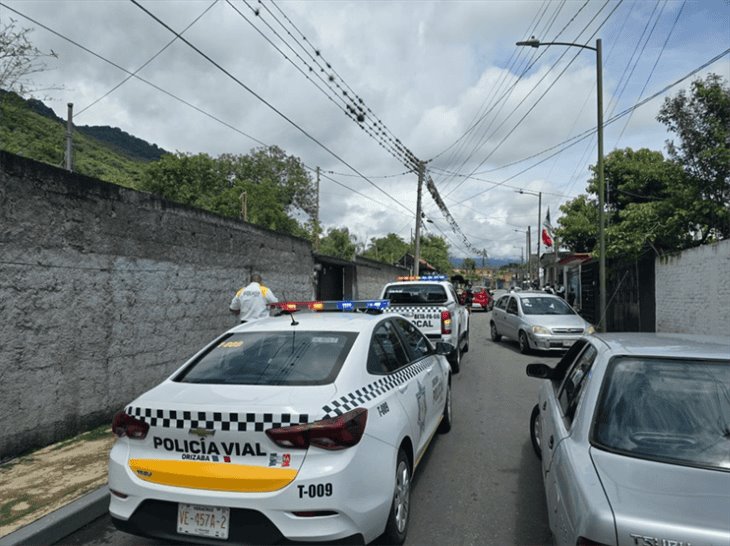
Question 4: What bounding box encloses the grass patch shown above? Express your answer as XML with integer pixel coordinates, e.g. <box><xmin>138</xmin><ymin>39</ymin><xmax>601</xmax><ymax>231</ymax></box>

<box><xmin>0</xmin><ymin>495</ymin><xmax>38</xmax><ymax>527</ymax></box>
<box><xmin>50</xmin><ymin>425</ymin><xmax>111</xmax><ymax>452</ymax></box>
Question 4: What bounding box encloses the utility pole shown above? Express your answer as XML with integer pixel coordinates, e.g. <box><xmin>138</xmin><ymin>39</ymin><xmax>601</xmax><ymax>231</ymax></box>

<box><xmin>239</xmin><ymin>191</ymin><xmax>248</xmax><ymax>222</ymax></box>
<box><xmin>596</xmin><ymin>38</ymin><xmax>607</xmax><ymax>332</ymax></box>
<box><xmin>314</xmin><ymin>166</ymin><xmax>321</xmax><ymax>252</ymax></box>
<box><xmin>65</xmin><ymin>103</ymin><xmax>73</xmax><ymax>172</ymax></box>
<box><xmin>525</xmin><ymin>226</ymin><xmax>532</xmax><ymax>284</ymax></box>
<box><xmin>414</xmin><ymin>161</ymin><xmax>425</xmax><ymax>276</ymax></box>
<box><xmin>537</xmin><ymin>191</ymin><xmax>542</xmax><ymax>287</ymax></box>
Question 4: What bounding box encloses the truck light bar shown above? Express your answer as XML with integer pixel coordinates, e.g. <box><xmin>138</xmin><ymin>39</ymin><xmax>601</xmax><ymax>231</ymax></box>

<box><xmin>270</xmin><ymin>300</ymin><xmax>390</xmax><ymax>312</ymax></box>
<box><xmin>396</xmin><ymin>275</ymin><xmax>447</xmax><ymax>281</ymax></box>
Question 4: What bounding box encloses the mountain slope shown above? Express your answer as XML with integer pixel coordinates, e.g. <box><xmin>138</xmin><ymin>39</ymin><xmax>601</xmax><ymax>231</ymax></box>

<box><xmin>0</xmin><ymin>91</ymin><xmax>164</xmax><ymax>187</ymax></box>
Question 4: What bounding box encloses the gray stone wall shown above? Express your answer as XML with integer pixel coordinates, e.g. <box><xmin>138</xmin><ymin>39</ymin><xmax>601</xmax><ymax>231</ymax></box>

<box><xmin>655</xmin><ymin>240</ymin><xmax>730</xmax><ymax>335</ymax></box>
<box><xmin>0</xmin><ymin>152</ymin><xmax>314</xmax><ymax>461</ymax></box>
<box><xmin>354</xmin><ymin>256</ymin><xmax>407</xmax><ymax>299</ymax></box>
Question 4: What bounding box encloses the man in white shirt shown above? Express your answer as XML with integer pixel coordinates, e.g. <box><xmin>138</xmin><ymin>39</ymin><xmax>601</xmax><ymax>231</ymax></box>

<box><xmin>229</xmin><ymin>274</ymin><xmax>278</xmax><ymax>323</ymax></box>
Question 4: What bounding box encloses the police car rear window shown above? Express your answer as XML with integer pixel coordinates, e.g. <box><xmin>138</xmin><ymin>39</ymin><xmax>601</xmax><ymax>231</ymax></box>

<box><xmin>384</xmin><ymin>284</ymin><xmax>447</xmax><ymax>304</ymax></box>
<box><xmin>175</xmin><ymin>331</ymin><xmax>358</xmax><ymax>386</ymax></box>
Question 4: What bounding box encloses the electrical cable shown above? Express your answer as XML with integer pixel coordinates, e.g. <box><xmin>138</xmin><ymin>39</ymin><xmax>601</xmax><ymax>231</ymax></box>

<box><xmin>451</xmin><ymin>46</ymin><xmax>730</xmax><ymax>205</ymax></box>
<box><xmin>443</xmin><ymin>0</ymin><xmax>621</xmax><ymax>199</ymax></box>
<box><xmin>75</xmin><ymin>0</ymin><xmax>218</xmax><ymax>118</ymax></box>
<box><xmin>130</xmin><ymin>0</ymin><xmax>416</xmax><ymax>217</ymax></box>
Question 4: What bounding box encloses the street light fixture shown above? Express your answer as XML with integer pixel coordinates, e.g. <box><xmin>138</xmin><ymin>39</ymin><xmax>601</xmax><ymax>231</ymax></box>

<box><xmin>515</xmin><ymin>189</ymin><xmax>542</xmax><ymax>288</ymax></box>
<box><xmin>516</xmin><ymin>36</ymin><xmax>606</xmax><ymax>332</ymax></box>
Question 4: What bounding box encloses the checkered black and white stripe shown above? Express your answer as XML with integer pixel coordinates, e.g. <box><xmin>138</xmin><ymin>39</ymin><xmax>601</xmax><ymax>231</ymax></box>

<box><xmin>383</xmin><ymin>306</ymin><xmax>441</xmax><ymax>315</ymax></box>
<box><xmin>125</xmin><ymin>407</ymin><xmax>310</xmax><ymax>432</ymax></box>
<box><xmin>321</xmin><ymin>359</ymin><xmax>431</xmax><ymax>418</ymax></box>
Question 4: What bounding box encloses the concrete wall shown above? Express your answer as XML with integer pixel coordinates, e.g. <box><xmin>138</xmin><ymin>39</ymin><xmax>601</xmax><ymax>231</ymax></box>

<box><xmin>655</xmin><ymin>239</ymin><xmax>730</xmax><ymax>335</ymax></box>
<box><xmin>0</xmin><ymin>152</ymin><xmax>314</xmax><ymax>461</ymax></box>
<box><xmin>354</xmin><ymin>256</ymin><xmax>407</xmax><ymax>299</ymax></box>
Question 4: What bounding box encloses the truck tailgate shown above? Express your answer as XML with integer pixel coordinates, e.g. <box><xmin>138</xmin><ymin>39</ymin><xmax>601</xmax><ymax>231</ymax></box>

<box><xmin>385</xmin><ymin>306</ymin><xmax>443</xmax><ymax>336</ymax></box>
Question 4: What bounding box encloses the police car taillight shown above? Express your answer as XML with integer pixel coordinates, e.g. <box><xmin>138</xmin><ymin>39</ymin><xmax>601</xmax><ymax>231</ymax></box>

<box><xmin>441</xmin><ymin>310</ymin><xmax>452</xmax><ymax>334</ymax></box>
<box><xmin>266</xmin><ymin>408</ymin><xmax>368</xmax><ymax>451</ymax></box>
<box><xmin>112</xmin><ymin>411</ymin><xmax>150</xmax><ymax>440</ymax></box>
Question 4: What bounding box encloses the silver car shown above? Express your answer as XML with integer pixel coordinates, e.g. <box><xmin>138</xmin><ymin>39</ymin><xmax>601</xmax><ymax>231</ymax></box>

<box><xmin>527</xmin><ymin>333</ymin><xmax>730</xmax><ymax>546</ymax></box>
<box><xmin>490</xmin><ymin>291</ymin><xmax>593</xmax><ymax>353</ymax></box>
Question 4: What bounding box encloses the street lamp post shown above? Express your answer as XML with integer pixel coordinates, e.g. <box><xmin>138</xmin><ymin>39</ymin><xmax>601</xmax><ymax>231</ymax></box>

<box><xmin>516</xmin><ymin>37</ymin><xmax>605</xmax><ymax>332</ymax></box>
<box><xmin>516</xmin><ymin>189</ymin><xmax>542</xmax><ymax>288</ymax></box>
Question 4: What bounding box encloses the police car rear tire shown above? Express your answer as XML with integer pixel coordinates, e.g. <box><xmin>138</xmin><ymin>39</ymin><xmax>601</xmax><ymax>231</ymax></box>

<box><xmin>438</xmin><ymin>381</ymin><xmax>452</xmax><ymax>433</ymax></box>
<box><xmin>447</xmin><ymin>346</ymin><xmax>461</xmax><ymax>374</ymax></box>
<box><xmin>383</xmin><ymin>449</ymin><xmax>411</xmax><ymax>544</ymax></box>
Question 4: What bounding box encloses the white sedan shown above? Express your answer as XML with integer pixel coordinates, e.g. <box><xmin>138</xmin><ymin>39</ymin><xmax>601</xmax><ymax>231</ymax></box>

<box><xmin>108</xmin><ymin>300</ymin><xmax>453</xmax><ymax>544</ymax></box>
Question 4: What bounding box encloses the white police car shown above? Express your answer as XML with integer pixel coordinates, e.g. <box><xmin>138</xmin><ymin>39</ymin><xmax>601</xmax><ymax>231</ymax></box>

<box><xmin>108</xmin><ymin>300</ymin><xmax>453</xmax><ymax>544</ymax></box>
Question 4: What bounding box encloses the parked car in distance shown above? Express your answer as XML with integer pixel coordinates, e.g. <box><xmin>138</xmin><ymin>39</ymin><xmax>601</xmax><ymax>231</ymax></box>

<box><xmin>527</xmin><ymin>333</ymin><xmax>730</xmax><ymax>546</ymax></box>
<box><xmin>470</xmin><ymin>286</ymin><xmax>493</xmax><ymax>311</ymax></box>
<box><xmin>490</xmin><ymin>291</ymin><xmax>593</xmax><ymax>353</ymax></box>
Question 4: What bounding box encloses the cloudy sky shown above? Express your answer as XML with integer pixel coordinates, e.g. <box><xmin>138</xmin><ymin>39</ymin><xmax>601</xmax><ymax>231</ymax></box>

<box><xmin>3</xmin><ymin>0</ymin><xmax>729</xmax><ymax>259</ymax></box>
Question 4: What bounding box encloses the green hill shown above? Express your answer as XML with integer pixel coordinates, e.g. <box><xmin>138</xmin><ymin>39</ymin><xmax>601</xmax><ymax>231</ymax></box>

<box><xmin>0</xmin><ymin>91</ymin><xmax>166</xmax><ymax>187</ymax></box>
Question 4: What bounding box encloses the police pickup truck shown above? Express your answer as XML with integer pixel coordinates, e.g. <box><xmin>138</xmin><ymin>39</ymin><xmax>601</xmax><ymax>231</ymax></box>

<box><xmin>380</xmin><ymin>276</ymin><xmax>469</xmax><ymax>373</ymax></box>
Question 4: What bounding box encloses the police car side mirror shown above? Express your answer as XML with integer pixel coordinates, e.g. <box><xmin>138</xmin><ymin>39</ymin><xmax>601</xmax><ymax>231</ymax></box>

<box><xmin>526</xmin><ymin>363</ymin><xmax>554</xmax><ymax>380</ymax></box>
<box><xmin>435</xmin><ymin>342</ymin><xmax>454</xmax><ymax>356</ymax></box>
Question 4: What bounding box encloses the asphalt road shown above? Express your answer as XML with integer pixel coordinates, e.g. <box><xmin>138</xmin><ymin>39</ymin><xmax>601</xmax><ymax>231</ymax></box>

<box><xmin>60</xmin><ymin>311</ymin><xmax>559</xmax><ymax>545</ymax></box>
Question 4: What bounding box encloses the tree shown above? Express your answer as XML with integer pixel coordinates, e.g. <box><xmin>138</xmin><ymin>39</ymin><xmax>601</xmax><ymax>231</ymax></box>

<box><xmin>138</xmin><ymin>146</ymin><xmax>315</xmax><ymax>237</ymax></box>
<box><xmin>319</xmin><ymin>227</ymin><xmax>359</xmax><ymax>260</ymax></box>
<box><xmin>0</xmin><ymin>18</ymin><xmax>56</xmax><ymax>96</ymax></box>
<box><xmin>362</xmin><ymin>233</ymin><xmax>409</xmax><ymax>264</ymax></box>
<box><xmin>462</xmin><ymin>258</ymin><xmax>476</xmax><ymax>277</ymax></box>
<box><xmin>420</xmin><ymin>235</ymin><xmax>452</xmax><ymax>274</ymax></box>
<box><xmin>556</xmin><ymin>194</ymin><xmax>599</xmax><ymax>253</ymax></box>
<box><xmin>657</xmin><ymin>73</ymin><xmax>730</xmax><ymax>241</ymax></box>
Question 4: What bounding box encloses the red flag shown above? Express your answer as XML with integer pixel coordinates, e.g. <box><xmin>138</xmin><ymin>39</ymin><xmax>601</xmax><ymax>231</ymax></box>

<box><xmin>542</xmin><ymin>208</ymin><xmax>554</xmax><ymax>247</ymax></box>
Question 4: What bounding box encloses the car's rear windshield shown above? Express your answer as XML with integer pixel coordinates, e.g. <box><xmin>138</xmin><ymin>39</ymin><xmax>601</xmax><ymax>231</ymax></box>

<box><xmin>384</xmin><ymin>284</ymin><xmax>447</xmax><ymax>304</ymax></box>
<box><xmin>520</xmin><ymin>297</ymin><xmax>574</xmax><ymax>315</ymax></box>
<box><xmin>175</xmin><ymin>331</ymin><xmax>358</xmax><ymax>386</ymax></box>
<box><xmin>593</xmin><ymin>357</ymin><xmax>730</xmax><ymax>471</ymax></box>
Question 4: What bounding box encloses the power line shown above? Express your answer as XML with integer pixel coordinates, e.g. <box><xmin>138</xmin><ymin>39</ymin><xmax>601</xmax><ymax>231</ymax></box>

<box><xmin>442</xmin><ymin>0</ymin><xmax>621</xmax><ymax>199</ymax></box>
<box><xmin>76</xmin><ymin>0</ymin><xmax>218</xmax><ymax>118</ymax></box>
<box><xmin>452</xmin><ymin>47</ymin><xmax>730</xmax><ymax>205</ymax></box>
<box><xmin>130</xmin><ymin>0</ymin><xmax>416</xmax><ymax>217</ymax></box>
<box><xmin>0</xmin><ymin>1</ymin><xmax>269</xmax><ymax>147</ymax></box>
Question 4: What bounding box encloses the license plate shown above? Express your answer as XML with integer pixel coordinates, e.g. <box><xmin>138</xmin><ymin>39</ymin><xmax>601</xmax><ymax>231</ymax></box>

<box><xmin>177</xmin><ymin>503</ymin><xmax>230</xmax><ymax>540</ymax></box>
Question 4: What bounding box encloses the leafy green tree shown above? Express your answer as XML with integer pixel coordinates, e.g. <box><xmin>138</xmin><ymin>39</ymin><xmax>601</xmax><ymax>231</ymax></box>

<box><xmin>462</xmin><ymin>257</ymin><xmax>476</xmax><ymax>272</ymax></box>
<box><xmin>138</xmin><ymin>146</ymin><xmax>314</xmax><ymax>237</ymax></box>
<box><xmin>556</xmin><ymin>194</ymin><xmax>599</xmax><ymax>253</ymax></box>
<box><xmin>657</xmin><ymin>73</ymin><xmax>730</xmax><ymax>241</ymax></box>
<box><xmin>319</xmin><ymin>227</ymin><xmax>359</xmax><ymax>260</ymax></box>
<box><xmin>420</xmin><ymin>235</ymin><xmax>452</xmax><ymax>274</ymax></box>
<box><xmin>362</xmin><ymin>233</ymin><xmax>410</xmax><ymax>264</ymax></box>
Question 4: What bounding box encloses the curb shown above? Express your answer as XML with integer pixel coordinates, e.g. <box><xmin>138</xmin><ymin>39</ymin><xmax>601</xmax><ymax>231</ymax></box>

<box><xmin>0</xmin><ymin>487</ymin><xmax>109</xmax><ymax>546</ymax></box>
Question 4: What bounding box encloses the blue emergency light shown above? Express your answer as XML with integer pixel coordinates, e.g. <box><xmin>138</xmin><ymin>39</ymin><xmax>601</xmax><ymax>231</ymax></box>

<box><xmin>271</xmin><ymin>300</ymin><xmax>390</xmax><ymax>313</ymax></box>
<box><xmin>396</xmin><ymin>275</ymin><xmax>447</xmax><ymax>281</ymax></box>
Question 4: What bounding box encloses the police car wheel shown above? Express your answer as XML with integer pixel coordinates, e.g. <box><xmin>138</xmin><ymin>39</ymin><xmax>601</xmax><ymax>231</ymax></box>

<box><xmin>490</xmin><ymin>322</ymin><xmax>501</xmax><ymax>342</ymax></box>
<box><xmin>383</xmin><ymin>449</ymin><xmax>411</xmax><ymax>544</ymax></box>
<box><xmin>438</xmin><ymin>381</ymin><xmax>452</xmax><ymax>433</ymax></box>
<box><xmin>448</xmin><ymin>346</ymin><xmax>461</xmax><ymax>374</ymax></box>
<box><xmin>530</xmin><ymin>404</ymin><xmax>542</xmax><ymax>460</ymax></box>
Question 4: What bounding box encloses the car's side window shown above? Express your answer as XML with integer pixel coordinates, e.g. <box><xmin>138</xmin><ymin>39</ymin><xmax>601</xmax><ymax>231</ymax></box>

<box><xmin>558</xmin><ymin>343</ymin><xmax>598</xmax><ymax>425</ymax></box>
<box><xmin>367</xmin><ymin>321</ymin><xmax>411</xmax><ymax>374</ymax></box>
<box><xmin>393</xmin><ymin>318</ymin><xmax>433</xmax><ymax>362</ymax></box>
<box><xmin>551</xmin><ymin>339</ymin><xmax>589</xmax><ymax>385</ymax></box>
<box><xmin>496</xmin><ymin>296</ymin><xmax>508</xmax><ymax>310</ymax></box>
<box><xmin>506</xmin><ymin>297</ymin><xmax>518</xmax><ymax>315</ymax></box>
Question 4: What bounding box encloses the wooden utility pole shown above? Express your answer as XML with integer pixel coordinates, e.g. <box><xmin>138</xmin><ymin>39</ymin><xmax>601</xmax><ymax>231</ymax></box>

<box><xmin>527</xmin><ymin>225</ymin><xmax>532</xmax><ymax>285</ymax></box>
<box><xmin>239</xmin><ymin>191</ymin><xmax>248</xmax><ymax>222</ymax></box>
<box><xmin>314</xmin><ymin>166</ymin><xmax>320</xmax><ymax>251</ymax></box>
<box><xmin>65</xmin><ymin>103</ymin><xmax>73</xmax><ymax>172</ymax></box>
<box><xmin>413</xmin><ymin>161</ymin><xmax>425</xmax><ymax>276</ymax></box>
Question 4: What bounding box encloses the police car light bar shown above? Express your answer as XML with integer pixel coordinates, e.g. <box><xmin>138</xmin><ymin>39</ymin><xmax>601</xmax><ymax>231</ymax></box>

<box><xmin>270</xmin><ymin>300</ymin><xmax>390</xmax><ymax>312</ymax></box>
<box><xmin>396</xmin><ymin>275</ymin><xmax>448</xmax><ymax>281</ymax></box>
